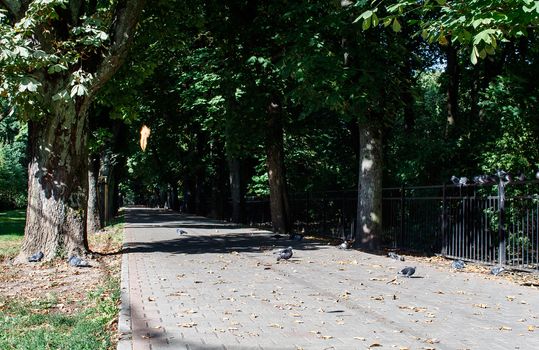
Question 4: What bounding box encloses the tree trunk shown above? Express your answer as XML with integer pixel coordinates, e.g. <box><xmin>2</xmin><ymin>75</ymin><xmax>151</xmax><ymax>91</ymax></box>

<box><xmin>266</xmin><ymin>102</ymin><xmax>291</xmax><ymax>234</ymax></box>
<box><xmin>86</xmin><ymin>155</ymin><xmax>101</xmax><ymax>234</ymax></box>
<box><xmin>16</xmin><ymin>99</ymin><xmax>89</xmax><ymax>262</ymax></box>
<box><xmin>228</xmin><ymin>157</ymin><xmax>244</xmax><ymax>223</ymax></box>
<box><xmin>445</xmin><ymin>41</ymin><xmax>459</xmax><ymax>136</ymax></box>
<box><xmin>356</xmin><ymin>125</ymin><xmax>383</xmax><ymax>250</ymax></box>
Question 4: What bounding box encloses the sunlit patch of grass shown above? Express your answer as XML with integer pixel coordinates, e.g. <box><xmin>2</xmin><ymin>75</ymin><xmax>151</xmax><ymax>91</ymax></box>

<box><xmin>0</xmin><ymin>209</ymin><xmax>25</xmax><ymax>259</ymax></box>
<box><xmin>0</xmin><ymin>273</ymin><xmax>120</xmax><ymax>350</ymax></box>
<box><xmin>0</xmin><ymin>209</ymin><xmax>25</xmax><ymax>236</ymax></box>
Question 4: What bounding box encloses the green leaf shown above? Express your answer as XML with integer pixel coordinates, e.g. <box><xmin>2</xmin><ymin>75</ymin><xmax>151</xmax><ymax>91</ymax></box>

<box><xmin>383</xmin><ymin>17</ymin><xmax>392</xmax><ymax>27</ymax></box>
<box><xmin>70</xmin><ymin>84</ymin><xmax>87</xmax><ymax>97</ymax></box>
<box><xmin>471</xmin><ymin>46</ymin><xmax>479</xmax><ymax>65</ymax></box>
<box><xmin>372</xmin><ymin>13</ymin><xmax>379</xmax><ymax>27</ymax></box>
<box><xmin>47</xmin><ymin>64</ymin><xmax>68</xmax><ymax>74</ymax></box>
<box><xmin>362</xmin><ymin>16</ymin><xmax>372</xmax><ymax>31</ymax></box>
<box><xmin>392</xmin><ymin>18</ymin><xmax>401</xmax><ymax>32</ymax></box>
<box><xmin>18</xmin><ymin>77</ymin><xmax>40</xmax><ymax>92</ymax></box>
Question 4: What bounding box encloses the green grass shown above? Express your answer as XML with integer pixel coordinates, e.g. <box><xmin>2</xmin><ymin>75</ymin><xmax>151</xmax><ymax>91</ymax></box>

<box><xmin>0</xmin><ymin>209</ymin><xmax>25</xmax><ymax>259</ymax></box>
<box><xmin>0</xmin><ymin>209</ymin><xmax>26</xmax><ymax>236</ymax></box>
<box><xmin>0</xmin><ymin>277</ymin><xmax>120</xmax><ymax>350</ymax></box>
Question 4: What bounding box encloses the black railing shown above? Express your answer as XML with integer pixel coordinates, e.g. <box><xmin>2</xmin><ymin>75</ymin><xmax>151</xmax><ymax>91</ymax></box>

<box><xmin>239</xmin><ymin>180</ymin><xmax>539</xmax><ymax>272</ymax></box>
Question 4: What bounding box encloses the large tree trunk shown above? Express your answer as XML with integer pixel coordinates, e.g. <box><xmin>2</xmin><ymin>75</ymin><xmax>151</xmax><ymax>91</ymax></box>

<box><xmin>445</xmin><ymin>41</ymin><xmax>459</xmax><ymax>136</ymax></box>
<box><xmin>86</xmin><ymin>155</ymin><xmax>102</xmax><ymax>234</ymax></box>
<box><xmin>356</xmin><ymin>126</ymin><xmax>383</xmax><ymax>250</ymax></box>
<box><xmin>266</xmin><ymin>102</ymin><xmax>291</xmax><ymax>234</ymax></box>
<box><xmin>228</xmin><ymin>157</ymin><xmax>244</xmax><ymax>223</ymax></box>
<box><xmin>16</xmin><ymin>98</ymin><xmax>90</xmax><ymax>262</ymax></box>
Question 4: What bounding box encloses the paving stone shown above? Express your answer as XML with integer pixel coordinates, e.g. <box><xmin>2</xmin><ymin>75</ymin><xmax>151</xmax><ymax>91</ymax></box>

<box><xmin>118</xmin><ymin>207</ymin><xmax>539</xmax><ymax>350</ymax></box>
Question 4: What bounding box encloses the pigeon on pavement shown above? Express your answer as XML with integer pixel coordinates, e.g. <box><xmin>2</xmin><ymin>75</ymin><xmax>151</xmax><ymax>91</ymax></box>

<box><xmin>289</xmin><ymin>233</ymin><xmax>304</xmax><ymax>241</ymax></box>
<box><xmin>275</xmin><ymin>246</ymin><xmax>293</xmax><ymax>261</ymax></box>
<box><xmin>28</xmin><ymin>251</ymin><xmax>44</xmax><ymax>262</ymax></box>
<box><xmin>490</xmin><ymin>266</ymin><xmax>505</xmax><ymax>276</ymax></box>
<box><xmin>68</xmin><ymin>255</ymin><xmax>90</xmax><ymax>267</ymax></box>
<box><xmin>177</xmin><ymin>229</ymin><xmax>188</xmax><ymax>235</ymax></box>
<box><xmin>398</xmin><ymin>266</ymin><xmax>416</xmax><ymax>277</ymax></box>
<box><xmin>387</xmin><ymin>252</ymin><xmax>405</xmax><ymax>261</ymax></box>
<box><xmin>451</xmin><ymin>259</ymin><xmax>466</xmax><ymax>269</ymax></box>
<box><xmin>339</xmin><ymin>239</ymin><xmax>355</xmax><ymax>249</ymax></box>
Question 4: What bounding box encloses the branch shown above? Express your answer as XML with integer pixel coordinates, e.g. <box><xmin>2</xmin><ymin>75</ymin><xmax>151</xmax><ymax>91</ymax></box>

<box><xmin>91</xmin><ymin>0</ymin><xmax>145</xmax><ymax>93</ymax></box>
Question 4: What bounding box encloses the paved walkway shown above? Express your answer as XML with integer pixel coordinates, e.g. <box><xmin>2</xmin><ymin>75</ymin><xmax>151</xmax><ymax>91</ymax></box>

<box><xmin>117</xmin><ymin>207</ymin><xmax>539</xmax><ymax>350</ymax></box>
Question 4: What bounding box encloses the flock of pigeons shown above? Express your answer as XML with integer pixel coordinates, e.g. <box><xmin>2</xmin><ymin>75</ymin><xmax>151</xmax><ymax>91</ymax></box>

<box><xmin>273</xmin><ymin>238</ymin><xmax>506</xmax><ymax>278</ymax></box>
<box><xmin>27</xmin><ymin>251</ymin><xmax>90</xmax><ymax>267</ymax></box>
<box><xmin>451</xmin><ymin>169</ymin><xmax>539</xmax><ymax>186</ymax></box>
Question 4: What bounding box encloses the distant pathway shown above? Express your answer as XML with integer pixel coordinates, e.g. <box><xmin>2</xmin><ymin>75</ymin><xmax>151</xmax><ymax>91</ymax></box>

<box><xmin>117</xmin><ymin>207</ymin><xmax>539</xmax><ymax>350</ymax></box>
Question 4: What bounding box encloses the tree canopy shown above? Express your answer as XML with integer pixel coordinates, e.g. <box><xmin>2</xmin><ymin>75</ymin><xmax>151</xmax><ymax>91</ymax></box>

<box><xmin>1</xmin><ymin>0</ymin><xmax>539</xmax><ymax>258</ymax></box>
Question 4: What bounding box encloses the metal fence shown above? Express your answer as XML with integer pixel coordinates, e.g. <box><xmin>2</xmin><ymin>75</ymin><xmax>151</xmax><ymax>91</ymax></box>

<box><xmin>241</xmin><ymin>180</ymin><xmax>539</xmax><ymax>272</ymax></box>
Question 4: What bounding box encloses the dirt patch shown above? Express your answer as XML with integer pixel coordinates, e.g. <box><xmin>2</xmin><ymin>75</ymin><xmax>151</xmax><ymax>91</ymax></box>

<box><xmin>0</xmin><ymin>227</ymin><xmax>122</xmax><ymax>314</ymax></box>
<box><xmin>403</xmin><ymin>254</ymin><xmax>539</xmax><ymax>287</ymax></box>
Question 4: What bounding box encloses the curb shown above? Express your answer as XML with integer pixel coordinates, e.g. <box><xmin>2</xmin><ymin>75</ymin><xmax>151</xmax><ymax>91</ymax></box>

<box><xmin>117</xmin><ymin>237</ymin><xmax>132</xmax><ymax>350</ymax></box>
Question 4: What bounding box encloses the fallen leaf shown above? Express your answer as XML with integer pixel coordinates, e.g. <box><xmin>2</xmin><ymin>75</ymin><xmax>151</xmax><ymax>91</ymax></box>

<box><xmin>506</xmin><ymin>295</ymin><xmax>515</xmax><ymax>301</ymax></box>
<box><xmin>321</xmin><ymin>335</ymin><xmax>333</xmax><ymax>339</ymax></box>
<box><xmin>473</xmin><ymin>303</ymin><xmax>488</xmax><ymax>309</ymax></box>
<box><xmin>528</xmin><ymin>325</ymin><xmax>535</xmax><ymax>332</ymax></box>
<box><xmin>178</xmin><ymin>322</ymin><xmax>197</xmax><ymax>328</ymax></box>
<box><xmin>269</xmin><ymin>323</ymin><xmax>283</xmax><ymax>329</ymax></box>
<box><xmin>425</xmin><ymin>338</ymin><xmax>440</xmax><ymax>344</ymax></box>
<box><xmin>371</xmin><ymin>295</ymin><xmax>384</xmax><ymax>301</ymax></box>
<box><xmin>499</xmin><ymin>326</ymin><xmax>512</xmax><ymax>331</ymax></box>
<box><xmin>353</xmin><ymin>336</ymin><xmax>366</xmax><ymax>341</ymax></box>
<box><xmin>147</xmin><ymin>296</ymin><xmax>155</xmax><ymax>302</ymax></box>
<box><xmin>369</xmin><ymin>342</ymin><xmax>382</xmax><ymax>347</ymax></box>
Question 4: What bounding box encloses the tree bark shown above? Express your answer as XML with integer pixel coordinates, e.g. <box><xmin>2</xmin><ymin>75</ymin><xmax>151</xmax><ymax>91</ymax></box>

<box><xmin>86</xmin><ymin>155</ymin><xmax>101</xmax><ymax>234</ymax></box>
<box><xmin>266</xmin><ymin>102</ymin><xmax>291</xmax><ymax>234</ymax></box>
<box><xmin>445</xmin><ymin>41</ymin><xmax>459</xmax><ymax>136</ymax></box>
<box><xmin>228</xmin><ymin>157</ymin><xmax>244</xmax><ymax>223</ymax></box>
<box><xmin>356</xmin><ymin>125</ymin><xmax>383</xmax><ymax>250</ymax></box>
<box><xmin>16</xmin><ymin>97</ymin><xmax>90</xmax><ymax>262</ymax></box>
<box><xmin>13</xmin><ymin>0</ymin><xmax>145</xmax><ymax>263</ymax></box>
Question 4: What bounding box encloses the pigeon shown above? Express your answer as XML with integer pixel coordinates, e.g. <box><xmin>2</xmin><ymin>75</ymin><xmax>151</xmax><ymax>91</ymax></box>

<box><xmin>68</xmin><ymin>255</ymin><xmax>90</xmax><ymax>267</ymax></box>
<box><xmin>451</xmin><ymin>176</ymin><xmax>468</xmax><ymax>186</ymax></box>
<box><xmin>398</xmin><ymin>266</ymin><xmax>416</xmax><ymax>277</ymax></box>
<box><xmin>387</xmin><ymin>252</ymin><xmax>405</xmax><ymax>261</ymax></box>
<box><xmin>496</xmin><ymin>169</ymin><xmax>509</xmax><ymax>182</ymax></box>
<box><xmin>28</xmin><ymin>251</ymin><xmax>44</xmax><ymax>262</ymax></box>
<box><xmin>275</xmin><ymin>246</ymin><xmax>293</xmax><ymax>261</ymax></box>
<box><xmin>490</xmin><ymin>266</ymin><xmax>505</xmax><ymax>276</ymax></box>
<box><xmin>451</xmin><ymin>259</ymin><xmax>466</xmax><ymax>269</ymax></box>
<box><xmin>177</xmin><ymin>229</ymin><xmax>188</xmax><ymax>235</ymax></box>
<box><xmin>289</xmin><ymin>233</ymin><xmax>304</xmax><ymax>241</ymax></box>
<box><xmin>339</xmin><ymin>239</ymin><xmax>355</xmax><ymax>249</ymax></box>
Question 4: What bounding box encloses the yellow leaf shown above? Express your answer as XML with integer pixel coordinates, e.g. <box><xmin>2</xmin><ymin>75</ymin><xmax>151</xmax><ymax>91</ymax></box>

<box><xmin>473</xmin><ymin>303</ymin><xmax>488</xmax><ymax>308</ymax></box>
<box><xmin>139</xmin><ymin>125</ymin><xmax>151</xmax><ymax>151</ymax></box>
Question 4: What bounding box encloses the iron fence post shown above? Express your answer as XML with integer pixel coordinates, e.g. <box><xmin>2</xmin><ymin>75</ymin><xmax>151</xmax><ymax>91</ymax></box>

<box><xmin>400</xmin><ymin>185</ymin><xmax>405</xmax><ymax>248</ymax></box>
<box><xmin>442</xmin><ymin>183</ymin><xmax>447</xmax><ymax>256</ymax></box>
<box><xmin>498</xmin><ymin>180</ymin><xmax>507</xmax><ymax>265</ymax></box>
